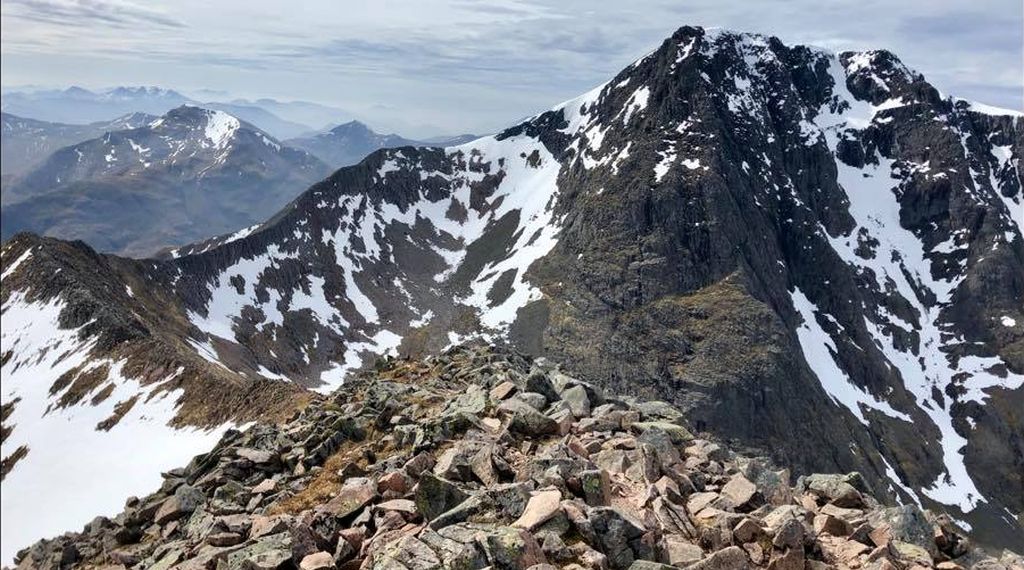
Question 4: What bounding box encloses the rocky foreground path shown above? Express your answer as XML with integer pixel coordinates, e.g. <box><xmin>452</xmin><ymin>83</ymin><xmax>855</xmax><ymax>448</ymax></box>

<box><xmin>11</xmin><ymin>343</ymin><xmax>1023</xmax><ymax>570</ymax></box>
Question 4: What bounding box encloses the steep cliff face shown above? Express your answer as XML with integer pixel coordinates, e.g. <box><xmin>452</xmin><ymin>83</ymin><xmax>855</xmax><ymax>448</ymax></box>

<box><xmin>2</xmin><ymin>26</ymin><xmax>1021</xmax><ymax>554</ymax></box>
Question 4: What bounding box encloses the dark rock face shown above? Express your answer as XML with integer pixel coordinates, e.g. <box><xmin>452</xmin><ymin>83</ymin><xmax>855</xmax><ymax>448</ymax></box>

<box><xmin>2</xmin><ymin>26</ymin><xmax>1022</xmax><ymax>552</ymax></box>
<box><xmin>0</xmin><ymin>105</ymin><xmax>330</xmax><ymax>256</ymax></box>
<box><xmin>13</xmin><ymin>343</ymin><xmax>1020</xmax><ymax>570</ymax></box>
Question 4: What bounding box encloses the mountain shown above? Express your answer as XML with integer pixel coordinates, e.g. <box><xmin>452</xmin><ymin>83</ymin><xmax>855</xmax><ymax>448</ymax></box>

<box><xmin>285</xmin><ymin>120</ymin><xmax>480</xmax><ymax>168</ymax></box>
<box><xmin>203</xmin><ymin>102</ymin><xmax>313</xmax><ymax>139</ymax></box>
<box><xmin>229</xmin><ymin>98</ymin><xmax>355</xmax><ymax>132</ymax></box>
<box><xmin>1</xmin><ymin>86</ymin><xmax>191</xmax><ymax>124</ymax></box>
<box><xmin>1</xmin><ymin>105</ymin><xmax>331</xmax><ymax>256</ymax></box>
<box><xmin>12</xmin><ymin>342</ymin><xmax>1022</xmax><ymax>570</ymax></box>
<box><xmin>1</xmin><ymin>87</ymin><xmax>317</xmax><ymax>140</ymax></box>
<box><xmin>1</xmin><ymin>112</ymin><xmax>156</xmax><ymax>176</ymax></box>
<box><xmin>2</xmin><ymin>25</ymin><xmax>1023</xmax><ymax>562</ymax></box>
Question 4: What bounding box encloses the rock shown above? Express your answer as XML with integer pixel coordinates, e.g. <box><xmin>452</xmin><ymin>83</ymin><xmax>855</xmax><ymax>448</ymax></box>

<box><xmin>526</xmin><ymin>371</ymin><xmax>560</xmax><ymax>403</ymax></box>
<box><xmin>867</xmin><ymin>505</ymin><xmax>936</xmax><ymax>558</ymax></box>
<box><xmin>593</xmin><ymin>449</ymin><xmax>631</xmax><ymax>474</ymax></box>
<box><xmin>324</xmin><ymin>477</ymin><xmax>377</xmax><ymax>519</ymax></box>
<box><xmin>299</xmin><ymin>551</ymin><xmax>335</xmax><ymax>570</ymax></box>
<box><xmin>637</xmin><ymin>427</ymin><xmax>682</xmax><ymax>467</ymax></box>
<box><xmin>634</xmin><ymin>401</ymin><xmax>686</xmax><ymax>424</ymax></box>
<box><xmin>470</xmin><ymin>446</ymin><xmax>502</xmax><ymax>486</ymax></box>
<box><xmin>686</xmin><ymin>492</ymin><xmax>719</xmax><ymax>515</ymax></box>
<box><xmin>813</xmin><ymin>513</ymin><xmax>851</xmax><ymax>537</ymax></box>
<box><xmin>720</xmin><ymin>474</ymin><xmax>758</xmax><ymax>511</ymax></box>
<box><xmin>732</xmin><ymin>518</ymin><xmax>764</xmax><ymax>543</ymax></box>
<box><xmin>631</xmin><ymin>421</ymin><xmax>693</xmax><ymax>444</ymax></box>
<box><xmin>251</xmin><ymin>478</ymin><xmax>277</xmax><ymax>495</ymax></box>
<box><xmin>207</xmin><ymin>531</ymin><xmax>244</xmax><ymax>547</ymax></box>
<box><xmin>577</xmin><ymin>469</ymin><xmax>611</xmax><ymax>506</ymax></box>
<box><xmin>629</xmin><ymin>562</ymin><xmax>679</xmax><ymax>570</ymax></box>
<box><xmin>508</xmin><ymin>407</ymin><xmax>559</xmax><ymax>437</ymax></box>
<box><xmin>664</xmin><ymin>536</ymin><xmax>704</xmax><ymax>566</ymax></box>
<box><xmin>519</xmin><ymin>392</ymin><xmax>550</xmax><ymax>410</ymax></box>
<box><xmin>415</xmin><ymin>473</ymin><xmax>470</xmax><ymax>520</ymax></box>
<box><xmin>767</xmin><ymin>547</ymin><xmax>803</xmax><ymax>570</ymax></box>
<box><xmin>483</xmin><ymin>525</ymin><xmax>549</xmax><ymax>568</ymax></box>
<box><xmin>562</xmin><ymin>385</ymin><xmax>592</xmax><ymax>418</ymax></box>
<box><xmin>224</xmin><ymin>531</ymin><xmax>293</xmax><ymax>570</ymax></box>
<box><xmin>377</xmin><ymin>499</ymin><xmax>418</xmax><ymax>514</ymax></box>
<box><xmin>236</xmin><ymin>448</ymin><xmax>277</xmax><ymax>465</ymax></box>
<box><xmin>490</xmin><ymin>381</ymin><xmax>518</xmax><ymax>401</ymax></box>
<box><xmin>801</xmin><ymin>474</ymin><xmax>865</xmax><ymax>508</ymax></box>
<box><xmin>154</xmin><ymin>485</ymin><xmax>203</xmax><ymax>525</ymax></box>
<box><xmin>587</xmin><ymin>507</ymin><xmax>652</xmax><ymax>569</ymax></box>
<box><xmin>378</xmin><ymin>470</ymin><xmax>412</xmax><ymax>495</ymax></box>
<box><xmin>513</xmin><ymin>488</ymin><xmax>563</xmax><ymax>530</ymax></box>
<box><xmin>773</xmin><ymin>518</ymin><xmax>805</xmax><ymax>550</ymax></box>
<box><xmin>684</xmin><ymin>546</ymin><xmax>750</xmax><ymax>570</ymax></box>
<box><xmin>250</xmin><ymin>515</ymin><xmax>290</xmax><ymax>539</ymax></box>
<box><xmin>404</xmin><ymin>452</ymin><xmax>436</xmax><ymax>478</ymax></box>
<box><xmin>434</xmin><ymin>443</ymin><xmax>479</xmax><ymax>481</ymax></box>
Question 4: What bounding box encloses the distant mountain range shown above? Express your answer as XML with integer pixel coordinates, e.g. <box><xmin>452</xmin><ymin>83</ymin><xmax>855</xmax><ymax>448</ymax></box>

<box><xmin>1</xmin><ymin>105</ymin><xmax>330</xmax><ymax>256</ymax></box>
<box><xmin>1</xmin><ymin>111</ymin><xmax>156</xmax><ymax>176</ymax></box>
<box><xmin>1</xmin><ymin>86</ymin><xmax>347</xmax><ymax>139</ymax></box>
<box><xmin>285</xmin><ymin>120</ymin><xmax>479</xmax><ymax>167</ymax></box>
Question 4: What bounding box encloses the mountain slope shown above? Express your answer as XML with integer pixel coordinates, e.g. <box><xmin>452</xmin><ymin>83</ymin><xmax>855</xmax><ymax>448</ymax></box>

<box><xmin>203</xmin><ymin>102</ymin><xmax>313</xmax><ymax>139</ymax></box>
<box><xmin>1</xmin><ymin>112</ymin><xmax>156</xmax><ymax>177</ymax></box>
<box><xmin>285</xmin><ymin>120</ymin><xmax>480</xmax><ymax>168</ymax></box>
<box><xmin>2</xmin><ymin>25</ymin><xmax>1022</xmax><ymax>559</ymax></box>
<box><xmin>0</xmin><ymin>106</ymin><xmax>331</xmax><ymax>256</ymax></box>
<box><xmin>14</xmin><ymin>342</ymin><xmax>1022</xmax><ymax>570</ymax></box>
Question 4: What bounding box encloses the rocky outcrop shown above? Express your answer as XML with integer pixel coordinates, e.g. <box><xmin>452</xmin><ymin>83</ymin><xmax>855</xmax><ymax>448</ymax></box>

<box><xmin>11</xmin><ymin>343</ymin><xmax>1021</xmax><ymax>570</ymax></box>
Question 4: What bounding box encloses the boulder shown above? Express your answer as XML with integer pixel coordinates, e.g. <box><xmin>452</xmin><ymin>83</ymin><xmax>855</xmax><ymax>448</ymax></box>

<box><xmin>685</xmin><ymin>546</ymin><xmax>750</xmax><ymax>570</ymax></box>
<box><xmin>508</xmin><ymin>407</ymin><xmax>559</xmax><ymax>437</ymax></box>
<box><xmin>299</xmin><ymin>551</ymin><xmax>335</xmax><ymax>570</ymax></box>
<box><xmin>512</xmin><ymin>488</ymin><xmax>563</xmax><ymax>530</ymax></box>
<box><xmin>323</xmin><ymin>477</ymin><xmax>377</xmax><ymax>519</ymax></box>
<box><xmin>720</xmin><ymin>474</ymin><xmax>758</xmax><ymax>511</ymax></box>
<box><xmin>801</xmin><ymin>474</ymin><xmax>865</xmax><ymax>508</ymax></box>
<box><xmin>562</xmin><ymin>385</ymin><xmax>592</xmax><ymax>418</ymax></box>
<box><xmin>415</xmin><ymin>473</ymin><xmax>470</xmax><ymax>521</ymax></box>
<box><xmin>154</xmin><ymin>485</ymin><xmax>203</xmax><ymax>525</ymax></box>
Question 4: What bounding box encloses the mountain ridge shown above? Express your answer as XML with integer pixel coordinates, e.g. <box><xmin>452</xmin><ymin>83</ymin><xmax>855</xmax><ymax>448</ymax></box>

<box><xmin>11</xmin><ymin>342</ymin><xmax>1022</xmax><ymax>570</ymax></box>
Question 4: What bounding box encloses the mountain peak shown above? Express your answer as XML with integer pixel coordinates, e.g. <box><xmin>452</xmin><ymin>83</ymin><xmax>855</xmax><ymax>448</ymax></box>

<box><xmin>328</xmin><ymin>119</ymin><xmax>375</xmax><ymax>136</ymax></box>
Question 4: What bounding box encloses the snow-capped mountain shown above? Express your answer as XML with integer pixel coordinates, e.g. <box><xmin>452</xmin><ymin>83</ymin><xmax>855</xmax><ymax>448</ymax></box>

<box><xmin>1</xmin><ymin>105</ymin><xmax>330</xmax><ymax>256</ymax></box>
<box><xmin>1</xmin><ymin>111</ymin><xmax>156</xmax><ymax>177</ymax></box>
<box><xmin>2</xmin><ymin>26</ymin><xmax>1022</xmax><ymax>561</ymax></box>
<box><xmin>284</xmin><ymin>120</ymin><xmax>481</xmax><ymax>168</ymax></box>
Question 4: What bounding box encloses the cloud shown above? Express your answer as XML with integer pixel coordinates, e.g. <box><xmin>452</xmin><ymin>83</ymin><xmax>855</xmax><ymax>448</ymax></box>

<box><xmin>2</xmin><ymin>0</ymin><xmax>185</xmax><ymax>29</ymax></box>
<box><xmin>0</xmin><ymin>0</ymin><xmax>1020</xmax><ymax>134</ymax></box>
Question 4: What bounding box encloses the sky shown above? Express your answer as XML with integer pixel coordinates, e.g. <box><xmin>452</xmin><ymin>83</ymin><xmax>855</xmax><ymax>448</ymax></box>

<box><xmin>1</xmin><ymin>0</ymin><xmax>1021</xmax><ymax>137</ymax></box>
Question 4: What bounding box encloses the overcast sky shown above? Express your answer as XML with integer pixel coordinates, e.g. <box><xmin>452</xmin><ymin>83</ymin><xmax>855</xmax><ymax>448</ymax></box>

<box><xmin>1</xmin><ymin>0</ymin><xmax>1021</xmax><ymax>137</ymax></box>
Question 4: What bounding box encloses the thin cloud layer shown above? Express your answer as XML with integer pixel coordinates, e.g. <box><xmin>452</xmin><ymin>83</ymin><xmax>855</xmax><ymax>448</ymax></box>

<box><xmin>1</xmin><ymin>0</ymin><xmax>1019</xmax><ymax>136</ymax></box>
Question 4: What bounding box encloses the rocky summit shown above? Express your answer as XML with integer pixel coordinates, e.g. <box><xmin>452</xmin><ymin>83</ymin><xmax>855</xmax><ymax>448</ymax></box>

<box><xmin>1</xmin><ymin>25</ymin><xmax>1022</xmax><ymax>562</ymax></box>
<box><xmin>11</xmin><ymin>343</ymin><xmax>1023</xmax><ymax>570</ymax></box>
